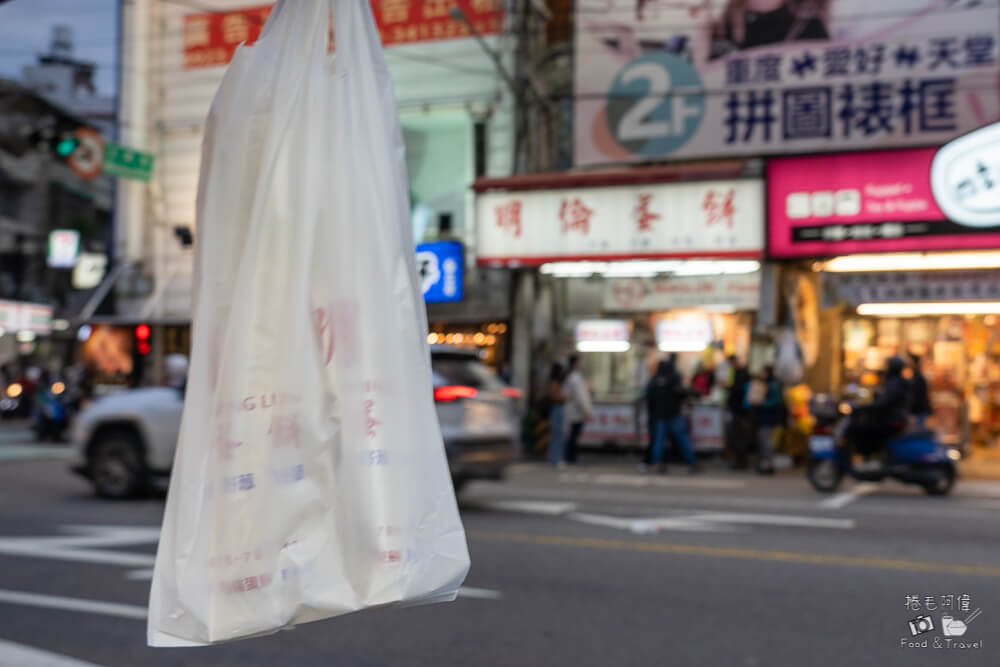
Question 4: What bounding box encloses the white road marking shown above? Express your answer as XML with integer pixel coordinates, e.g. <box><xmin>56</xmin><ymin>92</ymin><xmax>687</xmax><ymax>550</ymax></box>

<box><xmin>566</xmin><ymin>509</ymin><xmax>854</xmax><ymax>534</ymax></box>
<box><xmin>0</xmin><ymin>525</ymin><xmax>159</xmax><ymax>568</ymax></box>
<box><xmin>819</xmin><ymin>483</ymin><xmax>879</xmax><ymax>510</ymax></box>
<box><xmin>568</xmin><ymin>512</ymin><xmax>738</xmax><ymax>534</ymax></box>
<box><xmin>125</xmin><ymin>569</ymin><xmax>154</xmax><ymax>581</ymax></box>
<box><xmin>478</xmin><ymin>500</ymin><xmax>578</xmax><ymax>515</ymax></box>
<box><xmin>0</xmin><ymin>589</ymin><xmax>147</xmax><ymax>620</ymax></box>
<box><xmin>685</xmin><ymin>512</ymin><xmax>856</xmax><ymax>530</ymax></box>
<box><xmin>0</xmin><ymin>639</ymin><xmax>106</xmax><ymax>667</ymax></box>
<box><xmin>589</xmin><ymin>473</ymin><xmax>747</xmax><ymax>490</ymax></box>
<box><xmin>0</xmin><ymin>446</ymin><xmax>72</xmax><ymax>463</ymax></box>
<box><xmin>956</xmin><ymin>481</ymin><xmax>1000</xmax><ymax>498</ymax></box>
<box><xmin>456</xmin><ymin>587</ymin><xmax>503</xmax><ymax>600</ymax></box>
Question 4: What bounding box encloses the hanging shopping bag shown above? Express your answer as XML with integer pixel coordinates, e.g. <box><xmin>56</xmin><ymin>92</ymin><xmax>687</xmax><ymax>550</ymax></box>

<box><xmin>148</xmin><ymin>0</ymin><xmax>470</xmax><ymax>646</ymax></box>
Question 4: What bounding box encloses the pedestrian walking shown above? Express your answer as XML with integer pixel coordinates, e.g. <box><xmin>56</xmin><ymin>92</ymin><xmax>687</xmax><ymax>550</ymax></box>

<box><xmin>563</xmin><ymin>355</ymin><xmax>593</xmax><ymax>464</ymax></box>
<box><xmin>545</xmin><ymin>363</ymin><xmax>569</xmax><ymax>467</ymax></box>
<box><xmin>645</xmin><ymin>355</ymin><xmax>700</xmax><ymax>474</ymax></box>
<box><xmin>746</xmin><ymin>366</ymin><xmax>784</xmax><ymax>474</ymax></box>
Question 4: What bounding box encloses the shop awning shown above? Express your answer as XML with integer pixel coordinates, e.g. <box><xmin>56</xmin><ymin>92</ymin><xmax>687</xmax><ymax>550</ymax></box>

<box><xmin>472</xmin><ymin>160</ymin><xmax>748</xmax><ymax>193</ymax></box>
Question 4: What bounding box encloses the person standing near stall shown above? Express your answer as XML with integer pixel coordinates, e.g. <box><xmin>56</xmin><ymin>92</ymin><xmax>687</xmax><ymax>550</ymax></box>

<box><xmin>546</xmin><ymin>363</ymin><xmax>569</xmax><ymax>468</ymax></box>
<box><xmin>564</xmin><ymin>355</ymin><xmax>593</xmax><ymax>465</ymax></box>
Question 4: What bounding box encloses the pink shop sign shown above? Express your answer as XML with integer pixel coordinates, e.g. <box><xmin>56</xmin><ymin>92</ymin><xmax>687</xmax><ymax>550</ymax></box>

<box><xmin>767</xmin><ymin>148</ymin><xmax>1000</xmax><ymax>259</ymax></box>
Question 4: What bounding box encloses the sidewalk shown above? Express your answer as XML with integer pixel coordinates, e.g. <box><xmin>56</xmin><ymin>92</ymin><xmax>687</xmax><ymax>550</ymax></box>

<box><xmin>960</xmin><ymin>449</ymin><xmax>1000</xmax><ymax>480</ymax></box>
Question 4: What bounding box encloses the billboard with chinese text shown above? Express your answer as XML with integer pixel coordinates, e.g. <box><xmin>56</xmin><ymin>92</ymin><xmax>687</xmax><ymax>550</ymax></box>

<box><xmin>476</xmin><ymin>179</ymin><xmax>763</xmax><ymax>265</ymax></box>
<box><xmin>575</xmin><ymin>0</ymin><xmax>1000</xmax><ymax>166</ymax></box>
<box><xmin>768</xmin><ymin>147</ymin><xmax>1000</xmax><ymax>258</ymax></box>
<box><xmin>183</xmin><ymin>1</ymin><xmax>503</xmax><ymax>69</ymax></box>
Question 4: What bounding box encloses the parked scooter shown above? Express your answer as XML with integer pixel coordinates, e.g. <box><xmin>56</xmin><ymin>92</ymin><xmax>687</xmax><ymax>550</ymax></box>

<box><xmin>807</xmin><ymin>402</ymin><xmax>959</xmax><ymax>496</ymax></box>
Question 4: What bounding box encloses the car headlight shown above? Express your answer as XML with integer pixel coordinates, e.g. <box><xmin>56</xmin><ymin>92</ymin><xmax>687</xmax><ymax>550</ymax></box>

<box><xmin>6</xmin><ymin>383</ymin><xmax>22</xmax><ymax>399</ymax></box>
<box><xmin>947</xmin><ymin>448</ymin><xmax>962</xmax><ymax>461</ymax></box>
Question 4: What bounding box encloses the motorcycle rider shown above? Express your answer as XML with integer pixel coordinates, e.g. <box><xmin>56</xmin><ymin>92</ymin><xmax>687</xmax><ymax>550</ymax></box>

<box><xmin>854</xmin><ymin>357</ymin><xmax>910</xmax><ymax>457</ymax></box>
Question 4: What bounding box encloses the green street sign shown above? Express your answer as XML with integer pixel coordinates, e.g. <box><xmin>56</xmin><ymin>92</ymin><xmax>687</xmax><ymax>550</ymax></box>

<box><xmin>103</xmin><ymin>143</ymin><xmax>155</xmax><ymax>182</ymax></box>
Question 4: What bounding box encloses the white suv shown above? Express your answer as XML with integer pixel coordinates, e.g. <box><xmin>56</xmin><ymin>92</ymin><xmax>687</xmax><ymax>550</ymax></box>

<box><xmin>71</xmin><ymin>347</ymin><xmax>519</xmax><ymax>498</ymax></box>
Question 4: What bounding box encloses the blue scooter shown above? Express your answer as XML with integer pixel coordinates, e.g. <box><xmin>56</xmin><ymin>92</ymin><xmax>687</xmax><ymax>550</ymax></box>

<box><xmin>807</xmin><ymin>403</ymin><xmax>959</xmax><ymax>496</ymax></box>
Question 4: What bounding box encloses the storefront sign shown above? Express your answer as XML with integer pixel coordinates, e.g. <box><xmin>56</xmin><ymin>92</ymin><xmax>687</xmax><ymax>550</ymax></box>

<box><xmin>47</xmin><ymin>230</ymin><xmax>80</xmax><ymax>268</ymax></box>
<box><xmin>768</xmin><ymin>148</ymin><xmax>1000</xmax><ymax>259</ymax></box>
<box><xmin>655</xmin><ymin>317</ymin><xmax>713</xmax><ymax>352</ymax></box>
<box><xmin>604</xmin><ymin>273</ymin><xmax>760</xmax><ymax>312</ymax></box>
<box><xmin>73</xmin><ymin>253</ymin><xmax>108</xmax><ymax>290</ymax></box>
<box><xmin>690</xmin><ymin>404</ymin><xmax>725</xmax><ymax>452</ymax></box>
<box><xmin>182</xmin><ymin>2</ymin><xmax>503</xmax><ymax>69</ymax></box>
<box><xmin>580</xmin><ymin>403</ymin><xmax>640</xmax><ymax>445</ymax></box>
<box><xmin>575</xmin><ymin>0</ymin><xmax>1000</xmax><ymax>166</ymax></box>
<box><xmin>931</xmin><ymin>121</ymin><xmax>1000</xmax><ymax>228</ymax></box>
<box><xmin>416</xmin><ymin>240</ymin><xmax>463</xmax><ymax>303</ymax></box>
<box><xmin>0</xmin><ymin>301</ymin><xmax>53</xmax><ymax>335</ymax></box>
<box><xmin>825</xmin><ymin>270</ymin><xmax>1000</xmax><ymax>305</ymax></box>
<box><xmin>575</xmin><ymin>320</ymin><xmax>630</xmax><ymax>344</ymax></box>
<box><xmin>477</xmin><ymin>180</ymin><xmax>762</xmax><ymax>265</ymax></box>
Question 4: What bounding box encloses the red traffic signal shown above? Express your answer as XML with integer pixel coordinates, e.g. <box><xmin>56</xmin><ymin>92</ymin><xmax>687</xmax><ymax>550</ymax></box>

<box><xmin>135</xmin><ymin>324</ymin><xmax>151</xmax><ymax>341</ymax></box>
<box><xmin>137</xmin><ymin>341</ymin><xmax>151</xmax><ymax>356</ymax></box>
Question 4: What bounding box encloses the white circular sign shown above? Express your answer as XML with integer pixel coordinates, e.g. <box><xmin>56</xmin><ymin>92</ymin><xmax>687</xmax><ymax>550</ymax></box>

<box><xmin>68</xmin><ymin>128</ymin><xmax>105</xmax><ymax>180</ymax></box>
<box><xmin>931</xmin><ymin>122</ymin><xmax>1000</xmax><ymax>228</ymax></box>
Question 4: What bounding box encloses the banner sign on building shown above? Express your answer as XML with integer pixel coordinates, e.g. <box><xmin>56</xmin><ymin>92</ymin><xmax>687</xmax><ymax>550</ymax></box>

<box><xmin>825</xmin><ymin>269</ymin><xmax>1000</xmax><ymax>305</ymax></box>
<box><xmin>477</xmin><ymin>180</ymin><xmax>763</xmax><ymax>266</ymax></box>
<box><xmin>604</xmin><ymin>273</ymin><xmax>761</xmax><ymax>312</ymax></box>
<box><xmin>183</xmin><ymin>1</ymin><xmax>503</xmax><ymax>69</ymax></box>
<box><xmin>0</xmin><ymin>301</ymin><xmax>53</xmax><ymax>335</ymax></box>
<box><xmin>47</xmin><ymin>230</ymin><xmax>80</xmax><ymax>269</ymax></box>
<box><xmin>768</xmin><ymin>147</ymin><xmax>1000</xmax><ymax>259</ymax></box>
<box><xmin>575</xmin><ymin>0</ymin><xmax>1000</xmax><ymax>166</ymax></box>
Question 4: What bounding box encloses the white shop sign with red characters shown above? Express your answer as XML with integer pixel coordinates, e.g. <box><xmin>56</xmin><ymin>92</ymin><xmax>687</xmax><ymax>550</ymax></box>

<box><xmin>574</xmin><ymin>319</ymin><xmax>630</xmax><ymax>344</ymax></box>
<box><xmin>476</xmin><ymin>180</ymin><xmax>763</xmax><ymax>266</ymax></box>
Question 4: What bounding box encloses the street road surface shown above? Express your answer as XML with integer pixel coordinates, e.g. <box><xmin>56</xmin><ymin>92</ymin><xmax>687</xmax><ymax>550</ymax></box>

<box><xmin>0</xmin><ymin>427</ymin><xmax>997</xmax><ymax>666</ymax></box>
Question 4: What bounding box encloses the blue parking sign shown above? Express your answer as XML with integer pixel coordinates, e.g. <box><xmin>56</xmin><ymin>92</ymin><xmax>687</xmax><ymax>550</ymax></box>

<box><xmin>415</xmin><ymin>241</ymin><xmax>464</xmax><ymax>303</ymax></box>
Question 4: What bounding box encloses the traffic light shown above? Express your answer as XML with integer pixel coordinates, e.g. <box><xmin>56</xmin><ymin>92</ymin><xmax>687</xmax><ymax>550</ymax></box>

<box><xmin>55</xmin><ymin>136</ymin><xmax>78</xmax><ymax>157</ymax></box>
<box><xmin>135</xmin><ymin>324</ymin><xmax>151</xmax><ymax>356</ymax></box>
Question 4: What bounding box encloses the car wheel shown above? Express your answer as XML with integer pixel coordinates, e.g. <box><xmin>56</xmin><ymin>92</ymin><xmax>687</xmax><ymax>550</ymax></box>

<box><xmin>89</xmin><ymin>430</ymin><xmax>148</xmax><ymax>499</ymax></box>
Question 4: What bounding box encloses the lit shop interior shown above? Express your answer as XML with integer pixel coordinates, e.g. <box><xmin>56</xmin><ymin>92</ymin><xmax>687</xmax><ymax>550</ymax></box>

<box><xmin>820</xmin><ymin>252</ymin><xmax>1000</xmax><ymax>451</ymax></box>
<box><xmin>539</xmin><ymin>259</ymin><xmax>760</xmax><ymax>448</ymax></box>
<box><xmin>426</xmin><ymin>322</ymin><xmax>508</xmax><ymax>367</ymax></box>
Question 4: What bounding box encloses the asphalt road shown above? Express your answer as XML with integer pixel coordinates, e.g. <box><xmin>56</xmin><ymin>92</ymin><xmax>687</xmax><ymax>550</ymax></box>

<box><xmin>0</xmin><ymin>425</ymin><xmax>998</xmax><ymax>666</ymax></box>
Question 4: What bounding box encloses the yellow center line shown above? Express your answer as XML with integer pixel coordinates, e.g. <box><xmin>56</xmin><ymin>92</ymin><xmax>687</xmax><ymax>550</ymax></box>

<box><xmin>468</xmin><ymin>531</ymin><xmax>1000</xmax><ymax>578</ymax></box>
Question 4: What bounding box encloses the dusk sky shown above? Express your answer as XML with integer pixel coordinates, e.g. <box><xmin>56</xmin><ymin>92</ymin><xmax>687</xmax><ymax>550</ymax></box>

<box><xmin>0</xmin><ymin>0</ymin><xmax>118</xmax><ymax>95</ymax></box>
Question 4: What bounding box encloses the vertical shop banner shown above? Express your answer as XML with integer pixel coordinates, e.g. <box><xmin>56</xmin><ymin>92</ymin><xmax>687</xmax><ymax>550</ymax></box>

<box><xmin>575</xmin><ymin>0</ymin><xmax>1000</xmax><ymax>166</ymax></box>
<box><xmin>183</xmin><ymin>1</ymin><xmax>503</xmax><ymax>68</ymax></box>
<box><xmin>477</xmin><ymin>179</ymin><xmax>763</xmax><ymax>265</ymax></box>
<box><xmin>768</xmin><ymin>147</ymin><xmax>1000</xmax><ymax>258</ymax></box>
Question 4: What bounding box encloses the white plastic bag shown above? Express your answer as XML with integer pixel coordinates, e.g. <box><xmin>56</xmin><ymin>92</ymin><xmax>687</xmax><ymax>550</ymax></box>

<box><xmin>148</xmin><ymin>0</ymin><xmax>470</xmax><ymax>646</ymax></box>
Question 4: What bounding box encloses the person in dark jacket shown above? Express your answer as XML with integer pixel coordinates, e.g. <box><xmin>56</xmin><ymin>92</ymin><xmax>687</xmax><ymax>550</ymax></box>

<box><xmin>726</xmin><ymin>356</ymin><xmax>752</xmax><ymax>470</ymax></box>
<box><xmin>852</xmin><ymin>356</ymin><xmax>910</xmax><ymax>457</ymax></box>
<box><xmin>875</xmin><ymin>356</ymin><xmax>910</xmax><ymax>427</ymax></box>
<box><xmin>645</xmin><ymin>355</ymin><xmax>700</xmax><ymax>474</ymax></box>
<box><xmin>908</xmin><ymin>353</ymin><xmax>932</xmax><ymax>428</ymax></box>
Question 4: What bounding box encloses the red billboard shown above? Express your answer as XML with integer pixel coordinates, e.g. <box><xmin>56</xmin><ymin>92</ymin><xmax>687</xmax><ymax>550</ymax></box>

<box><xmin>183</xmin><ymin>1</ymin><xmax>503</xmax><ymax>70</ymax></box>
